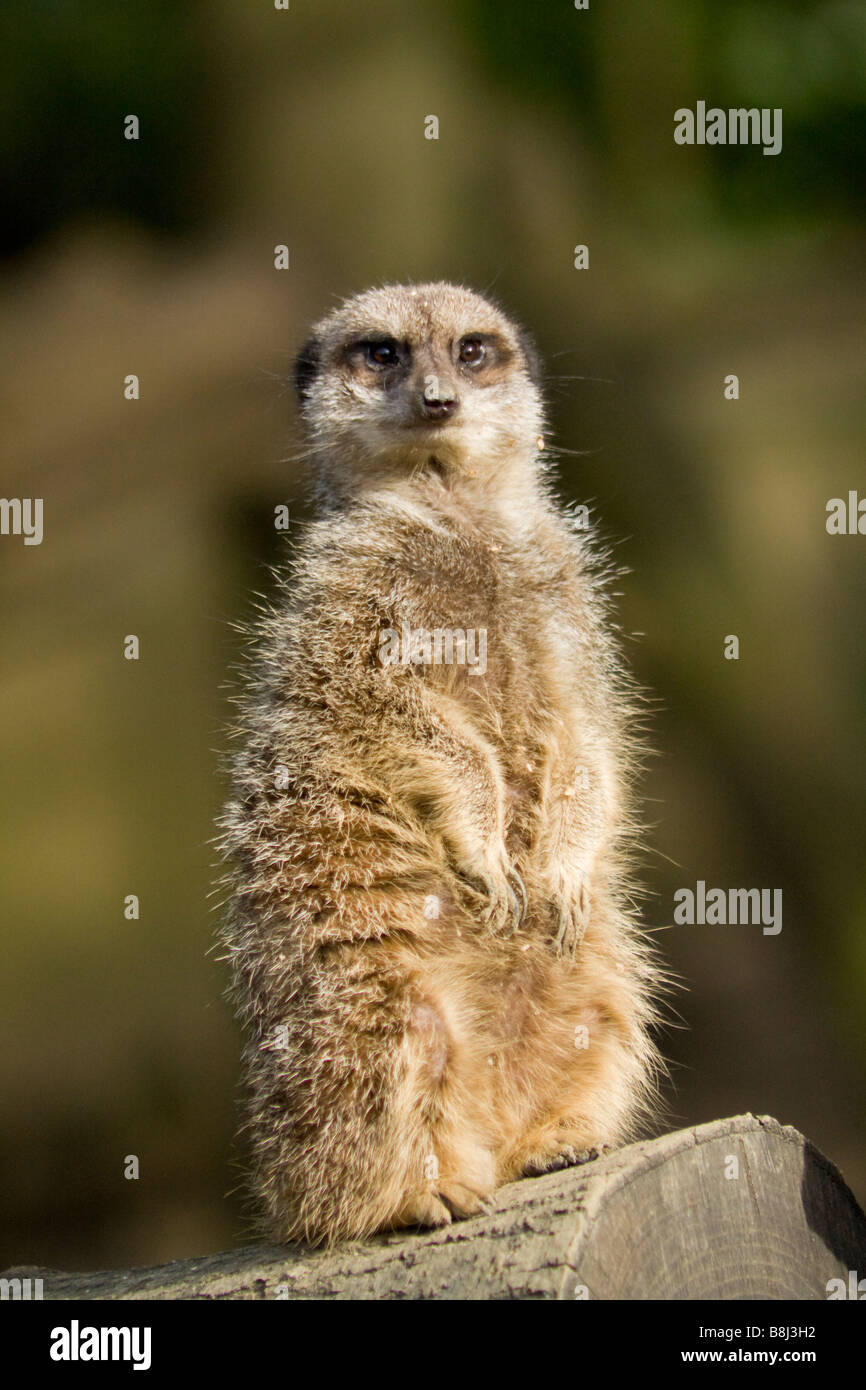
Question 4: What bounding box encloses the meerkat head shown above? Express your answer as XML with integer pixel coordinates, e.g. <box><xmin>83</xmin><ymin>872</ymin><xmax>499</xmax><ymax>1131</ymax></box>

<box><xmin>293</xmin><ymin>282</ymin><xmax>545</xmax><ymax>503</ymax></box>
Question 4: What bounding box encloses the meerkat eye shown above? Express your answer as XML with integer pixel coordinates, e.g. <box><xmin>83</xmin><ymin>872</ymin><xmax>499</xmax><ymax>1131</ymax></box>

<box><xmin>364</xmin><ymin>339</ymin><xmax>401</xmax><ymax>368</ymax></box>
<box><xmin>458</xmin><ymin>337</ymin><xmax>486</xmax><ymax>366</ymax></box>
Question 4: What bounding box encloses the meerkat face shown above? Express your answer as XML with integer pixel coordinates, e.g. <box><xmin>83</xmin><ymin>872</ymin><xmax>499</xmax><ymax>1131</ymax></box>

<box><xmin>294</xmin><ymin>282</ymin><xmax>544</xmax><ymax>496</ymax></box>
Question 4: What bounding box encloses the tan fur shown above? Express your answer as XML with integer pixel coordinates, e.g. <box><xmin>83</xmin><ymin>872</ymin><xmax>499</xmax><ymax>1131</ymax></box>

<box><xmin>217</xmin><ymin>282</ymin><xmax>665</xmax><ymax>1245</ymax></box>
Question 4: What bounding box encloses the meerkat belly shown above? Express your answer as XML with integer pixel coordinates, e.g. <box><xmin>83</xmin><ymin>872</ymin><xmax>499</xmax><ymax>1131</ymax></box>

<box><xmin>397</xmin><ymin>925</ymin><xmax>610</xmax><ymax>1161</ymax></box>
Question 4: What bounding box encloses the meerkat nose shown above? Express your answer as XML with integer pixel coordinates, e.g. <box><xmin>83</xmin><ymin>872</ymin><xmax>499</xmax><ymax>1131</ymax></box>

<box><xmin>419</xmin><ymin>394</ymin><xmax>459</xmax><ymax>421</ymax></box>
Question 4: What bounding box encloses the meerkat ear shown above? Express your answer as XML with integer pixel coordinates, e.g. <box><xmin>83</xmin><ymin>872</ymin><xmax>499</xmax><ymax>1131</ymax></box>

<box><xmin>516</xmin><ymin>326</ymin><xmax>543</xmax><ymax>387</ymax></box>
<box><xmin>294</xmin><ymin>338</ymin><xmax>321</xmax><ymax>400</ymax></box>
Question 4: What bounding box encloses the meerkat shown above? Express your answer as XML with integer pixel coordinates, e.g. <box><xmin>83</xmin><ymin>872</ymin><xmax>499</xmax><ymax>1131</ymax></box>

<box><xmin>218</xmin><ymin>281</ymin><xmax>664</xmax><ymax>1246</ymax></box>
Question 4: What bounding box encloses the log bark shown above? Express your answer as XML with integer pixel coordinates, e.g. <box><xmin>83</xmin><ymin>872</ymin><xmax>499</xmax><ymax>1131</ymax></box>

<box><xmin>4</xmin><ymin>1114</ymin><xmax>866</xmax><ymax>1300</ymax></box>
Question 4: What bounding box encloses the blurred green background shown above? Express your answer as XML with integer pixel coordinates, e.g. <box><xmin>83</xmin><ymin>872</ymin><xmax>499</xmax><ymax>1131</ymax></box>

<box><xmin>1</xmin><ymin>0</ymin><xmax>864</xmax><ymax>1270</ymax></box>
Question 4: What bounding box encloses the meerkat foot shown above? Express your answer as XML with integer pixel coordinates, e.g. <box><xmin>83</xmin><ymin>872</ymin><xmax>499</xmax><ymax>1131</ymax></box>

<box><xmin>391</xmin><ymin>1190</ymin><xmax>453</xmax><ymax>1231</ymax></box>
<box><xmin>436</xmin><ymin>1179</ymin><xmax>495</xmax><ymax>1219</ymax></box>
<box><xmin>519</xmin><ymin>1135</ymin><xmax>612</xmax><ymax>1178</ymax></box>
<box><xmin>521</xmin><ymin>1144</ymin><xmax>579</xmax><ymax>1177</ymax></box>
<box><xmin>391</xmin><ymin>1179</ymin><xmax>493</xmax><ymax>1231</ymax></box>
<box><xmin>574</xmin><ymin>1144</ymin><xmax>613</xmax><ymax>1163</ymax></box>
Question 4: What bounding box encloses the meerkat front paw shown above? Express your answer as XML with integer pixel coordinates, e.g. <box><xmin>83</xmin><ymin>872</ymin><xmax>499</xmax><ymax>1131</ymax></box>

<box><xmin>507</xmin><ymin>868</ymin><xmax>528</xmax><ymax>926</ymax></box>
<box><xmin>455</xmin><ymin>836</ymin><xmax>525</xmax><ymax>937</ymax></box>
<box><xmin>551</xmin><ymin>878</ymin><xmax>591</xmax><ymax>956</ymax></box>
<box><xmin>467</xmin><ymin>866</ymin><xmax>526</xmax><ymax>936</ymax></box>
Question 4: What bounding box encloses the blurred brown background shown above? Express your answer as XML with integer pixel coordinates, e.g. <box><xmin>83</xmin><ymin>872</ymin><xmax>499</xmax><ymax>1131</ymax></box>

<box><xmin>1</xmin><ymin>0</ymin><xmax>864</xmax><ymax>1270</ymax></box>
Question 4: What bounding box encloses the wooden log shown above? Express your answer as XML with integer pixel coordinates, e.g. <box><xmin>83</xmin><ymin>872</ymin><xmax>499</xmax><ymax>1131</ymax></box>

<box><xmin>4</xmin><ymin>1114</ymin><xmax>865</xmax><ymax>1300</ymax></box>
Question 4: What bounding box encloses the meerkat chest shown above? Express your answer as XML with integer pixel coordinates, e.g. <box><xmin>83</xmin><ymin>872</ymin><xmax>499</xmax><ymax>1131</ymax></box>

<box><xmin>376</xmin><ymin>505</ymin><xmax>599</xmax><ymax>748</ymax></box>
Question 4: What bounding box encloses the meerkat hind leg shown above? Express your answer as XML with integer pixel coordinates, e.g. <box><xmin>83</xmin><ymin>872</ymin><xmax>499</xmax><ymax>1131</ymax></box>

<box><xmin>374</xmin><ymin>980</ymin><xmax>498</xmax><ymax>1232</ymax></box>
